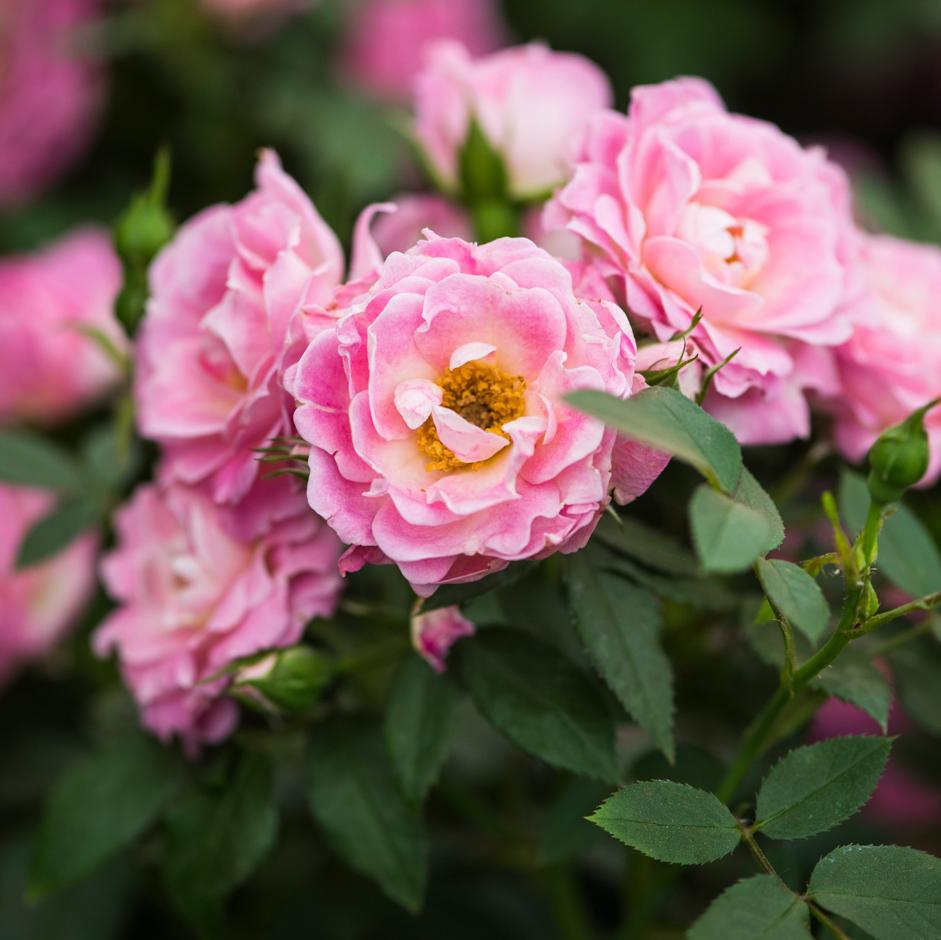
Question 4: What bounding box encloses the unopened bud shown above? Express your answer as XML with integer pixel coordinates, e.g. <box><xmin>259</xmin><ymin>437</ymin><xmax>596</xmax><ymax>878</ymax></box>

<box><xmin>867</xmin><ymin>399</ymin><xmax>939</xmax><ymax>505</ymax></box>
<box><xmin>232</xmin><ymin>646</ymin><xmax>335</xmax><ymax>713</ymax></box>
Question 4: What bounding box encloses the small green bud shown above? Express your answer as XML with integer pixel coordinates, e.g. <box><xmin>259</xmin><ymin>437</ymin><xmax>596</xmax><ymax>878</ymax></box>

<box><xmin>457</xmin><ymin>118</ymin><xmax>508</xmax><ymax>203</ymax></box>
<box><xmin>231</xmin><ymin>646</ymin><xmax>336</xmax><ymax>713</ymax></box>
<box><xmin>866</xmin><ymin>398</ymin><xmax>939</xmax><ymax>505</ymax></box>
<box><xmin>114</xmin><ymin>197</ymin><xmax>174</xmax><ymax>269</ymax></box>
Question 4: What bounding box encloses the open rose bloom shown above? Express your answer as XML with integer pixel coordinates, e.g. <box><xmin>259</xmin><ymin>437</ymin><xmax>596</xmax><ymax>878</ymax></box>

<box><xmin>94</xmin><ymin>476</ymin><xmax>343</xmax><ymax>752</ymax></box>
<box><xmin>821</xmin><ymin>234</ymin><xmax>941</xmax><ymax>485</ymax></box>
<box><xmin>547</xmin><ymin>77</ymin><xmax>858</xmax><ymax>445</ymax></box>
<box><xmin>289</xmin><ymin>235</ymin><xmax>668</xmax><ymax>596</ymax></box>
<box><xmin>0</xmin><ymin>227</ymin><xmax>124</xmax><ymax>425</ymax></box>
<box><xmin>136</xmin><ymin>150</ymin><xmax>344</xmax><ymax>503</ymax></box>
<box><xmin>0</xmin><ymin>484</ymin><xmax>97</xmax><ymax>686</ymax></box>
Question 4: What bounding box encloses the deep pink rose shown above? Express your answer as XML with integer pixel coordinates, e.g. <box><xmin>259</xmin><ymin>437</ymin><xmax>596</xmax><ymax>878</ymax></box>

<box><xmin>546</xmin><ymin>77</ymin><xmax>858</xmax><ymax>445</ymax></box>
<box><xmin>289</xmin><ymin>234</ymin><xmax>668</xmax><ymax>596</ymax></box>
<box><xmin>415</xmin><ymin>41</ymin><xmax>612</xmax><ymax>200</ymax></box>
<box><xmin>812</xmin><ymin>697</ymin><xmax>941</xmax><ymax>827</ymax></box>
<box><xmin>94</xmin><ymin>475</ymin><xmax>343</xmax><ymax>752</ymax></box>
<box><xmin>371</xmin><ymin>194</ymin><xmax>472</xmax><ymax>257</ymax></box>
<box><xmin>341</xmin><ymin>0</ymin><xmax>505</xmax><ymax>100</ymax></box>
<box><xmin>136</xmin><ymin>150</ymin><xmax>344</xmax><ymax>504</ymax></box>
<box><xmin>411</xmin><ymin>605</ymin><xmax>474</xmax><ymax>672</ymax></box>
<box><xmin>0</xmin><ymin>227</ymin><xmax>124</xmax><ymax>425</ymax></box>
<box><xmin>822</xmin><ymin>234</ymin><xmax>941</xmax><ymax>485</ymax></box>
<box><xmin>0</xmin><ymin>484</ymin><xmax>96</xmax><ymax>687</ymax></box>
<box><xmin>0</xmin><ymin>0</ymin><xmax>103</xmax><ymax>206</ymax></box>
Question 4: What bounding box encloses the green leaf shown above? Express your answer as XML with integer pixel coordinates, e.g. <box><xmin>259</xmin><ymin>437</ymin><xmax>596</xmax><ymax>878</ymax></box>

<box><xmin>385</xmin><ymin>655</ymin><xmax>462</xmax><ymax>804</ymax></box>
<box><xmin>839</xmin><ymin>470</ymin><xmax>941</xmax><ymax>597</ymax></box>
<box><xmin>566</xmin><ymin>386</ymin><xmax>742</xmax><ymax>492</ymax></box>
<box><xmin>808</xmin><ymin>844</ymin><xmax>941</xmax><ymax>940</ymax></box>
<box><xmin>690</xmin><ymin>485</ymin><xmax>774</xmax><ymax>573</ymax></box>
<box><xmin>163</xmin><ymin>753</ymin><xmax>277</xmax><ymax>931</ymax></box>
<box><xmin>80</xmin><ymin>423</ymin><xmax>140</xmax><ymax>491</ymax></box>
<box><xmin>594</xmin><ymin>513</ymin><xmax>700</xmax><ymax>576</ymax></box>
<box><xmin>454</xmin><ymin>628</ymin><xmax>618</xmax><ymax>782</ymax></box>
<box><xmin>603</xmin><ymin>554</ymin><xmax>738</xmax><ymax>611</ymax></box>
<box><xmin>588</xmin><ymin>780</ymin><xmax>740</xmax><ymax>864</ymax></box>
<box><xmin>812</xmin><ymin>651</ymin><xmax>892</xmax><ymax>733</ymax></box>
<box><xmin>30</xmin><ymin>735</ymin><xmax>185</xmax><ymax>896</ymax></box>
<box><xmin>890</xmin><ymin>639</ymin><xmax>941</xmax><ymax>736</ymax></box>
<box><xmin>16</xmin><ymin>495</ymin><xmax>100</xmax><ymax>570</ymax></box>
<box><xmin>689</xmin><ymin>874</ymin><xmax>811</xmax><ymax>940</ymax></box>
<box><xmin>754</xmin><ymin>736</ymin><xmax>892</xmax><ymax>840</ymax></box>
<box><xmin>307</xmin><ymin>718</ymin><xmax>427</xmax><ymax>912</ymax></box>
<box><xmin>419</xmin><ymin>560</ymin><xmax>538</xmax><ymax>612</ymax></box>
<box><xmin>734</xmin><ymin>468</ymin><xmax>785</xmax><ymax>552</ymax></box>
<box><xmin>756</xmin><ymin>559</ymin><xmax>830</xmax><ymax>644</ymax></box>
<box><xmin>566</xmin><ymin>553</ymin><xmax>674</xmax><ymax>761</ymax></box>
<box><xmin>0</xmin><ymin>429</ymin><xmax>81</xmax><ymax>490</ymax></box>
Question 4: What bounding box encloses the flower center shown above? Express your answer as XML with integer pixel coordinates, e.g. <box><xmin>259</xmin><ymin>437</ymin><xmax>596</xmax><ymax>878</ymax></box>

<box><xmin>416</xmin><ymin>361</ymin><xmax>526</xmax><ymax>472</ymax></box>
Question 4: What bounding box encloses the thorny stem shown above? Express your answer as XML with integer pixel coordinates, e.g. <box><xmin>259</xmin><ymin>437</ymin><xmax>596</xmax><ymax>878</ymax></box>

<box><xmin>857</xmin><ymin>592</ymin><xmax>941</xmax><ymax>636</ymax></box>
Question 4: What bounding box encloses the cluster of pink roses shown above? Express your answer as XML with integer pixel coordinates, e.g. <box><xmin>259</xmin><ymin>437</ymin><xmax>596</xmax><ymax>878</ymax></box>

<box><xmin>7</xmin><ymin>31</ymin><xmax>941</xmax><ymax>752</ymax></box>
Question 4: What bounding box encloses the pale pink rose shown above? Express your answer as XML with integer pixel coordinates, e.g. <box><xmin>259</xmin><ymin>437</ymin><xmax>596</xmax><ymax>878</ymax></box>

<box><xmin>136</xmin><ymin>150</ymin><xmax>344</xmax><ymax>504</ymax></box>
<box><xmin>0</xmin><ymin>0</ymin><xmax>103</xmax><ymax>206</ymax></box>
<box><xmin>415</xmin><ymin>41</ymin><xmax>613</xmax><ymax>200</ymax></box>
<box><xmin>94</xmin><ymin>475</ymin><xmax>343</xmax><ymax>752</ymax></box>
<box><xmin>341</xmin><ymin>0</ymin><xmax>505</xmax><ymax>100</ymax></box>
<box><xmin>0</xmin><ymin>484</ymin><xmax>97</xmax><ymax>687</ymax></box>
<box><xmin>0</xmin><ymin>227</ymin><xmax>124</xmax><ymax>425</ymax></box>
<box><xmin>821</xmin><ymin>234</ymin><xmax>941</xmax><ymax>486</ymax></box>
<box><xmin>288</xmin><ymin>234</ymin><xmax>668</xmax><ymax>596</ymax></box>
<box><xmin>811</xmin><ymin>697</ymin><xmax>941</xmax><ymax>827</ymax></box>
<box><xmin>371</xmin><ymin>194</ymin><xmax>472</xmax><ymax>257</ymax></box>
<box><xmin>546</xmin><ymin>77</ymin><xmax>859</xmax><ymax>445</ymax></box>
<box><xmin>411</xmin><ymin>605</ymin><xmax>474</xmax><ymax>672</ymax></box>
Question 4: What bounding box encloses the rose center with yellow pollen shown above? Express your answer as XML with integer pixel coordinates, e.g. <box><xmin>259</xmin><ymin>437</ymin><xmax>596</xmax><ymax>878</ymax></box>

<box><xmin>416</xmin><ymin>361</ymin><xmax>527</xmax><ymax>472</ymax></box>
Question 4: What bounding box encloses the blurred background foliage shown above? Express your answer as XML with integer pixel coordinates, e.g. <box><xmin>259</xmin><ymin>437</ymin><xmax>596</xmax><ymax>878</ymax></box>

<box><xmin>2</xmin><ymin>2</ymin><xmax>941</xmax><ymax>938</ymax></box>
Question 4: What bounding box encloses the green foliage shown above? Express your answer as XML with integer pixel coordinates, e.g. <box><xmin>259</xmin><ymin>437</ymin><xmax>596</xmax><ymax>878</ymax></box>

<box><xmin>30</xmin><ymin>735</ymin><xmax>186</xmax><ymax>896</ymax></box>
<box><xmin>457</xmin><ymin>119</ymin><xmax>508</xmax><ymax>202</ymax></box>
<box><xmin>566</xmin><ymin>553</ymin><xmax>675</xmax><ymax>761</ymax></box>
<box><xmin>0</xmin><ymin>429</ymin><xmax>82</xmax><ymax>490</ymax></box>
<box><xmin>566</xmin><ymin>386</ymin><xmax>742</xmax><ymax>492</ymax></box>
<box><xmin>690</xmin><ymin>485</ymin><xmax>774</xmax><ymax>573</ymax></box>
<box><xmin>688</xmin><ymin>875</ymin><xmax>811</xmax><ymax>939</ymax></box>
<box><xmin>594</xmin><ymin>513</ymin><xmax>700</xmax><ymax>576</ymax></box>
<box><xmin>419</xmin><ymin>560</ymin><xmax>538</xmax><ymax>612</ymax></box>
<box><xmin>384</xmin><ymin>655</ymin><xmax>462</xmax><ymax>804</ymax></box>
<box><xmin>840</xmin><ymin>470</ymin><xmax>941</xmax><ymax>597</ymax></box>
<box><xmin>812</xmin><ymin>650</ymin><xmax>892</xmax><ymax>733</ymax></box>
<box><xmin>589</xmin><ymin>781</ymin><xmax>741</xmax><ymax>864</ymax></box>
<box><xmin>753</xmin><ymin>736</ymin><xmax>891</xmax><ymax>840</ymax></box>
<box><xmin>15</xmin><ymin>495</ymin><xmax>100</xmax><ymax>569</ymax></box>
<box><xmin>162</xmin><ymin>753</ymin><xmax>278</xmax><ymax>932</ymax></box>
<box><xmin>307</xmin><ymin>718</ymin><xmax>428</xmax><ymax>912</ymax></box>
<box><xmin>454</xmin><ymin>628</ymin><xmax>618</xmax><ymax>783</ymax></box>
<box><xmin>756</xmin><ymin>558</ymin><xmax>830</xmax><ymax>644</ymax></box>
<box><xmin>890</xmin><ymin>638</ymin><xmax>941</xmax><ymax>736</ymax></box>
<box><xmin>808</xmin><ymin>844</ymin><xmax>941</xmax><ymax>939</ymax></box>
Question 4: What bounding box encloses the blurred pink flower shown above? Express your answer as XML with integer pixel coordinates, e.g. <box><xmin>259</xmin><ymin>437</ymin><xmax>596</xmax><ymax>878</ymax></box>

<box><xmin>822</xmin><ymin>234</ymin><xmax>941</xmax><ymax>485</ymax></box>
<box><xmin>371</xmin><ymin>194</ymin><xmax>472</xmax><ymax>257</ymax></box>
<box><xmin>136</xmin><ymin>150</ymin><xmax>343</xmax><ymax>504</ymax></box>
<box><xmin>415</xmin><ymin>41</ymin><xmax>612</xmax><ymax>200</ymax></box>
<box><xmin>0</xmin><ymin>0</ymin><xmax>104</xmax><ymax>206</ymax></box>
<box><xmin>289</xmin><ymin>234</ymin><xmax>668</xmax><ymax>597</ymax></box>
<box><xmin>411</xmin><ymin>605</ymin><xmax>474</xmax><ymax>672</ymax></box>
<box><xmin>546</xmin><ymin>77</ymin><xmax>859</xmax><ymax>445</ymax></box>
<box><xmin>341</xmin><ymin>0</ymin><xmax>505</xmax><ymax>100</ymax></box>
<box><xmin>812</xmin><ymin>697</ymin><xmax>941</xmax><ymax>827</ymax></box>
<box><xmin>0</xmin><ymin>484</ymin><xmax>97</xmax><ymax>687</ymax></box>
<box><xmin>0</xmin><ymin>227</ymin><xmax>124</xmax><ymax>425</ymax></box>
<box><xmin>94</xmin><ymin>475</ymin><xmax>343</xmax><ymax>753</ymax></box>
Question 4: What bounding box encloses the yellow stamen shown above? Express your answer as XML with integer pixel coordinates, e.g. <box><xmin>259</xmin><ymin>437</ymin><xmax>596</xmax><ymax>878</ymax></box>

<box><xmin>416</xmin><ymin>361</ymin><xmax>526</xmax><ymax>472</ymax></box>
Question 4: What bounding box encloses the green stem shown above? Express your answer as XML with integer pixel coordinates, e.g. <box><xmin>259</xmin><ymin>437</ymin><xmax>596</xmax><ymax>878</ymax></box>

<box><xmin>737</xmin><ymin>823</ymin><xmax>777</xmax><ymax>878</ymax></box>
<box><xmin>870</xmin><ymin>617</ymin><xmax>936</xmax><ymax>657</ymax></box>
<box><xmin>861</xmin><ymin>501</ymin><xmax>885</xmax><ymax>568</ymax></box>
<box><xmin>808</xmin><ymin>901</ymin><xmax>851</xmax><ymax>940</ymax></box>
<box><xmin>858</xmin><ymin>592</ymin><xmax>941</xmax><ymax>636</ymax></box>
<box><xmin>544</xmin><ymin>866</ymin><xmax>594</xmax><ymax>940</ymax></box>
<box><xmin>716</xmin><ymin>586</ymin><xmax>861</xmax><ymax>804</ymax></box>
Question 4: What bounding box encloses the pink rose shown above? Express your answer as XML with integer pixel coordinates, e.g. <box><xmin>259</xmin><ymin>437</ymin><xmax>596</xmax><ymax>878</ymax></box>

<box><xmin>415</xmin><ymin>41</ymin><xmax>613</xmax><ymax>200</ymax></box>
<box><xmin>0</xmin><ymin>0</ymin><xmax>103</xmax><ymax>206</ymax></box>
<box><xmin>822</xmin><ymin>234</ymin><xmax>941</xmax><ymax>485</ymax></box>
<box><xmin>546</xmin><ymin>77</ymin><xmax>858</xmax><ymax>445</ymax></box>
<box><xmin>135</xmin><ymin>150</ymin><xmax>344</xmax><ymax>504</ymax></box>
<box><xmin>289</xmin><ymin>234</ymin><xmax>668</xmax><ymax>597</ymax></box>
<box><xmin>371</xmin><ymin>194</ymin><xmax>472</xmax><ymax>257</ymax></box>
<box><xmin>0</xmin><ymin>484</ymin><xmax>97</xmax><ymax>687</ymax></box>
<box><xmin>94</xmin><ymin>475</ymin><xmax>343</xmax><ymax>753</ymax></box>
<box><xmin>0</xmin><ymin>227</ymin><xmax>124</xmax><ymax>425</ymax></box>
<box><xmin>340</xmin><ymin>0</ymin><xmax>505</xmax><ymax>100</ymax></box>
<box><xmin>411</xmin><ymin>605</ymin><xmax>474</xmax><ymax>672</ymax></box>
